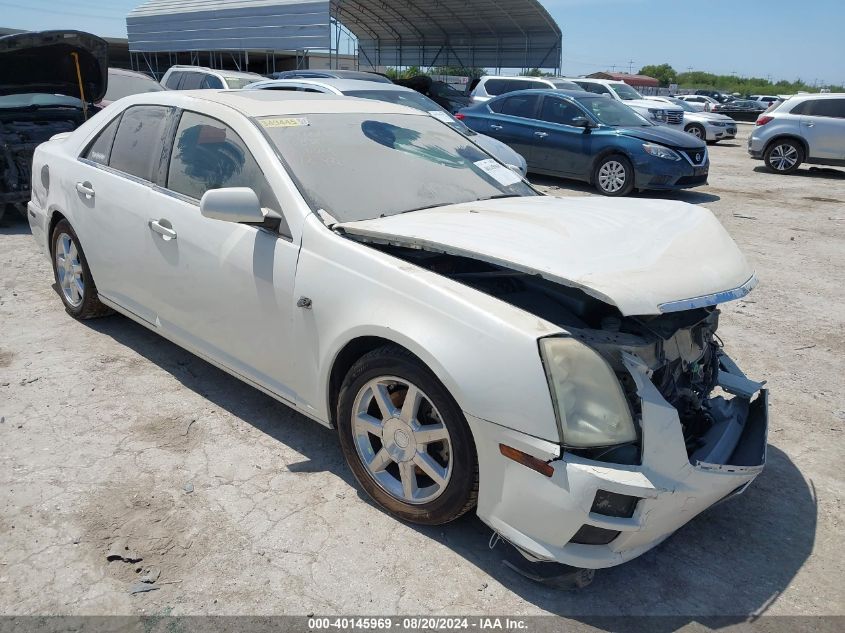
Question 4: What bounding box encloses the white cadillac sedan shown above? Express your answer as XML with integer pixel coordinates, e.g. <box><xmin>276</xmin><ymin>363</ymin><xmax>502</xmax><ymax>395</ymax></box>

<box><xmin>27</xmin><ymin>90</ymin><xmax>768</xmax><ymax>572</ymax></box>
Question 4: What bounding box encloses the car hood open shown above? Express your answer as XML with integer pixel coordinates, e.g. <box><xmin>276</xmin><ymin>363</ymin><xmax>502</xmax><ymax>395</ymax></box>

<box><xmin>0</xmin><ymin>30</ymin><xmax>108</xmax><ymax>102</ymax></box>
<box><xmin>336</xmin><ymin>196</ymin><xmax>755</xmax><ymax>316</ymax></box>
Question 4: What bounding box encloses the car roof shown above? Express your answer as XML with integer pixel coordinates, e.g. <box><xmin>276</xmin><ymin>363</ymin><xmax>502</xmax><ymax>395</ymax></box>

<box><xmin>167</xmin><ymin>65</ymin><xmax>262</xmax><ymax>80</ymax></box>
<box><xmin>486</xmin><ymin>88</ymin><xmax>592</xmax><ymax>99</ymax></box>
<box><xmin>249</xmin><ymin>78</ymin><xmax>412</xmax><ymax>93</ymax></box>
<box><xmin>567</xmin><ymin>77</ymin><xmax>624</xmax><ymax>85</ymax></box>
<box><xmin>116</xmin><ymin>89</ymin><xmax>426</xmax><ymax>117</ymax></box>
<box><xmin>479</xmin><ymin>75</ymin><xmax>552</xmax><ymax>82</ymax></box>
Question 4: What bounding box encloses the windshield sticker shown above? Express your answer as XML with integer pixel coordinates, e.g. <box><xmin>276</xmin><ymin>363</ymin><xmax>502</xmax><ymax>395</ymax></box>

<box><xmin>260</xmin><ymin>117</ymin><xmax>310</xmax><ymax>128</ymax></box>
<box><xmin>428</xmin><ymin>110</ymin><xmax>455</xmax><ymax>124</ymax></box>
<box><xmin>474</xmin><ymin>159</ymin><xmax>522</xmax><ymax>186</ymax></box>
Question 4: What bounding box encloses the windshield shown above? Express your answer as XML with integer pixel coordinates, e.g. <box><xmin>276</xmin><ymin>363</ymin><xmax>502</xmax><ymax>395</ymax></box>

<box><xmin>223</xmin><ymin>76</ymin><xmax>260</xmax><ymax>89</ymax></box>
<box><xmin>611</xmin><ymin>83</ymin><xmax>644</xmax><ymax>101</ymax></box>
<box><xmin>104</xmin><ymin>73</ymin><xmax>163</xmax><ymax>101</ymax></box>
<box><xmin>663</xmin><ymin>97</ymin><xmax>696</xmax><ymax>112</ymax></box>
<box><xmin>344</xmin><ymin>89</ymin><xmax>475</xmax><ymax>135</ymax></box>
<box><xmin>552</xmin><ymin>80</ymin><xmax>581</xmax><ymax>90</ymax></box>
<box><xmin>259</xmin><ymin>113</ymin><xmax>535</xmax><ymax>223</ymax></box>
<box><xmin>578</xmin><ymin>96</ymin><xmax>650</xmax><ymax>127</ymax></box>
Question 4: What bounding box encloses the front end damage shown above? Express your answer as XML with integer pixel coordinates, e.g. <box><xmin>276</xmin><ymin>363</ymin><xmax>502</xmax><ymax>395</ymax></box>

<box><xmin>360</xmin><ymin>242</ymin><xmax>768</xmax><ymax>569</ymax></box>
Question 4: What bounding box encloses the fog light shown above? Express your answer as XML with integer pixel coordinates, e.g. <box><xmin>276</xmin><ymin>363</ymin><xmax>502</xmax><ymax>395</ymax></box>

<box><xmin>591</xmin><ymin>490</ymin><xmax>639</xmax><ymax>518</ymax></box>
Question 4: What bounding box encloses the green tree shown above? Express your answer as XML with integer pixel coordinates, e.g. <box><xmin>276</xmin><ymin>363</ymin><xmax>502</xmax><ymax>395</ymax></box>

<box><xmin>638</xmin><ymin>63</ymin><xmax>678</xmax><ymax>87</ymax></box>
<box><xmin>520</xmin><ymin>68</ymin><xmax>553</xmax><ymax>77</ymax></box>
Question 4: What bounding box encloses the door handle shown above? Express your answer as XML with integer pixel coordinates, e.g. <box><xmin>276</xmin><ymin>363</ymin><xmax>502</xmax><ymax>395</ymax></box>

<box><xmin>149</xmin><ymin>219</ymin><xmax>177</xmax><ymax>241</ymax></box>
<box><xmin>802</xmin><ymin>122</ymin><xmax>814</xmax><ymax>127</ymax></box>
<box><xmin>534</xmin><ymin>131</ymin><xmax>549</xmax><ymax>138</ymax></box>
<box><xmin>490</xmin><ymin>124</ymin><xmax>503</xmax><ymax>130</ymax></box>
<box><xmin>75</xmin><ymin>182</ymin><xmax>95</xmax><ymax>199</ymax></box>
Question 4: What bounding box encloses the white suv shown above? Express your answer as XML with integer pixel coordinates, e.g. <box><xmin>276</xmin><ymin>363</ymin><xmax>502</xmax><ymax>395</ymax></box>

<box><xmin>748</xmin><ymin>93</ymin><xmax>845</xmax><ymax>173</ymax></box>
<box><xmin>469</xmin><ymin>75</ymin><xmax>582</xmax><ymax>103</ymax></box>
<box><xmin>568</xmin><ymin>78</ymin><xmax>684</xmax><ymax>128</ymax></box>
<box><xmin>160</xmin><ymin>65</ymin><xmax>263</xmax><ymax>90</ymax></box>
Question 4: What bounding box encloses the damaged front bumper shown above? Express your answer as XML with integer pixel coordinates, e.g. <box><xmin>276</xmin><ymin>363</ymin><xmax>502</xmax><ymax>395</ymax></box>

<box><xmin>468</xmin><ymin>351</ymin><xmax>767</xmax><ymax>570</ymax></box>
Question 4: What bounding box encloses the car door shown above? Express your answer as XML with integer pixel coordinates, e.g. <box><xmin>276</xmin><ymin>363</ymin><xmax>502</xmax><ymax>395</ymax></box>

<box><xmin>144</xmin><ymin>109</ymin><xmax>301</xmax><ymax>401</ymax></box>
<box><xmin>800</xmin><ymin>98</ymin><xmax>845</xmax><ymax>161</ymax></box>
<box><xmin>485</xmin><ymin>94</ymin><xmax>541</xmax><ymax>162</ymax></box>
<box><xmin>532</xmin><ymin>96</ymin><xmax>593</xmax><ymax>176</ymax></box>
<box><xmin>72</xmin><ymin>105</ymin><xmax>177</xmax><ymax>324</ymax></box>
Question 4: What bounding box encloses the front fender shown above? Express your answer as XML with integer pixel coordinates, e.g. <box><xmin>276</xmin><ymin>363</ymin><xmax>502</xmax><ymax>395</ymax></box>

<box><xmin>291</xmin><ymin>215</ymin><xmax>562</xmax><ymax>443</ymax></box>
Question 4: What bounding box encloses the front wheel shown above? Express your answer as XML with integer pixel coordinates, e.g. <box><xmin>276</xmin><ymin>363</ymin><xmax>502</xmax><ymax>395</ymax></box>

<box><xmin>764</xmin><ymin>139</ymin><xmax>804</xmax><ymax>174</ymax></box>
<box><xmin>50</xmin><ymin>219</ymin><xmax>111</xmax><ymax>319</ymax></box>
<box><xmin>685</xmin><ymin>123</ymin><xmax>706</xmax><ymax>140</ymax></box>
<box><xmin>593</xmin><ymin>155</ymin><xmax>634</xmax><ymax>196</ymax></box>
<box><xmin>337</xmin><ymin>345</ymin><xmax>478</xmax><ymax>525</ymax></box>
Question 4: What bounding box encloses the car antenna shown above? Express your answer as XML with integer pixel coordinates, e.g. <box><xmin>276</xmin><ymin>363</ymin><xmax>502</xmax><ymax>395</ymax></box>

<box><xmin>70</xmin><ymin>52</ymin><xmax>89</xmax><ymax>121</ymax></box>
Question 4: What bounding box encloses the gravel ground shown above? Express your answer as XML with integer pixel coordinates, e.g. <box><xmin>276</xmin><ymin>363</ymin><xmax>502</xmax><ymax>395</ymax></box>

<box><xmin>1</xmin><ymin>123</ymin><xmax>843</xmax><ymax>623</ymax></box>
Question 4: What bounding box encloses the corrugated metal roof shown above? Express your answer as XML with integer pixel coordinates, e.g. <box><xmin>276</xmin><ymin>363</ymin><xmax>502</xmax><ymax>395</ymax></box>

<box><xmin>127</xmin><ymin>0</ymin><xmax>331</xmax><ymax>52</ymax></box>
<box><xmin>127</xmin><ymin>0</ymin><xmax>562</xmax><ymax>69</ymax></box>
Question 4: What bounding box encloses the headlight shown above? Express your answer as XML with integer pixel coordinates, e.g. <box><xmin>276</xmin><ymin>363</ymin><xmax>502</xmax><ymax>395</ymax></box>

<box><xmin>642</xmin><ymin>143</ymin><xmax>681</xmax><ymax>161</ymax></box>
<box><xmin>647</xmin><ymin>108</ymin><xmax>667</xmax><ymax>122</ymax></box>
<box><xmin>710</xmin><ymin>121</ymin><xmax>726</xmax><ymax>127</ymax></box>
<box><xmin>539</xmin><ymin>337</ymin><xmax>637</xmax><ymax>448</ymax></box>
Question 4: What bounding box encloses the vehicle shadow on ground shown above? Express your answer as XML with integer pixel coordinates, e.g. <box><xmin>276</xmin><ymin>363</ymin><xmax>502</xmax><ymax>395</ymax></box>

<box><xmin>529</xmin><ymin>175</ymin><xmax>721</xmax><ymax>205</ymax></box>
<box><xmin>84</xmin><ymin>314</ymin><xmax>816</xmax><ymax>627</ymax></box>
<box><xmin>752</xmin><ymin>165</ymin><xmax>845</xmax><ymax>180</ymax></box>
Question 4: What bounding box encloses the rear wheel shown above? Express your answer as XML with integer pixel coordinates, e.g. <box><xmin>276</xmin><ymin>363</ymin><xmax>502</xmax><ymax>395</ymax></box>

<box><xmin>685</xmin><ymin>123</ymin><xmax>706</xmax><ymax>140</ymax></box>
<box><xmin>764</xmin><ymin>139</ymin><xmax>804</xmax><ymax>174</ymax></box>
<box><xmin>593</xmin><ymin>155</ymin><xmax>634</xmax><ymax>196</ymax></box>
<box><xmin>50</xmin><ymin>219</ymin><xmax>111</xmax><ymax>319</ymax></box>
<box><xmin>337</xmin><ymin>345</ymin><xmax>478</xmax><ymax>525</ymax></box>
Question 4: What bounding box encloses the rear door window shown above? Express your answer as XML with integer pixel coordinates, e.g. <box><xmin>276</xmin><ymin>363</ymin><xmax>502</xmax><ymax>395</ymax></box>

<box><xmin>164</xmin><ymin>71</ymin><xmax>185</xmax><ymax>90</ymax></box>
<box><xmin>484</xmin><ymin>79</ymin><xmax>546</xmax><ymax>96</ymax></box>
<box><xmin>498</xmin><ymin>94</ymin><xmax>540</xmax><ymax>119</ymax></box>
<box><xmin>539</xmin><ymin>97</ymin><xmax>584</xmax><ymax>126</ymax></box>
<box><xmin>83</xmin><ymin>115</ymin><xmax>122</xmax><ymax>165</ymax></box>
<box><xmin>180</xmin><ymin>73</ymin><xmax>204</xmax><ymax>90</ymax></box>
<box><xmin>806</xmin><ymin>99</ymin><xmax>845</xmax><ymax>118</ymax></box>
<box><xmin>108</xmin><ymin>105</ymin><xmax>173</xmax><ymax>182</ymax></box>
<box><xmin>575</xmin><ymin>82</ymin><xmax>612</xmax><ymax>96</ymax></box>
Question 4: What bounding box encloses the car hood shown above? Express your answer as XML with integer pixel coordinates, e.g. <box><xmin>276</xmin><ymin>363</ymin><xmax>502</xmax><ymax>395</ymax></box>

<box><xmin>693</xmin><ymin>111</ymin><xmax>735</xmax><ymax>123</ymax></box>
<box><xmin>614</xmin><ymin>124</ymin><xmax>705</xmax><ymax>149</ymax></box>
<box><xmin>624</xmin><ymin>98</ymin><xmax>682</xmax><ymax>112</ymax></box>
<box><xmin>0</xmin><ymin>30</ymin><xmax>108</xmax><ymax>102</ymax></box>
<box><xmin>336</xmin><ymin>196</ymin><xmax>755</xmax><ymax>316</ymax></box>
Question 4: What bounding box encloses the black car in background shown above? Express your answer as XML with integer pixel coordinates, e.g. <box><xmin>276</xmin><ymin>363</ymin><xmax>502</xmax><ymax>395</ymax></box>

<box><xmin>695</xmin><ymin>89</ymin><xmax>735</xmax><ymax>104</ymax></box>
<box><xmin>0</xmin><ymin>30</ymin><xmax>107</xmax><ymax>222</ymax></box>
<box><xmin>711</xmin><ymin>99</ymin><xmax>769</xmax><ymax>122</ymax></box>
<box><xmin>394</xmin><ymin>75</ymin><xmax>472</xmax><ymax>113</ymax></box>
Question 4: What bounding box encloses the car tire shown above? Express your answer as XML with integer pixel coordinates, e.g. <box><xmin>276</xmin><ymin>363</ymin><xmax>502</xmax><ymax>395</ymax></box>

<box><xmin>337</xmin><ymin>345</ymin><xmax>479</xmax><ymax>525</ymax></box>
<box><xmin>685</xmin><ymin>123</ymin><xmax>706</xmax><ymax>140</ymax></box>
<box><xmin>764</xmin><ymin>139</ymin><xmax>804</xmax><ymax>174</ymax></box>
<box><xmin>50</xmin><ymin>219</ymin><xmax>112</xmax><ymax>319</ymax></box>
<box><xmin>593</xmin><ymin>154</ymin><xmax>635</xmax><ymax>197</ymax></box>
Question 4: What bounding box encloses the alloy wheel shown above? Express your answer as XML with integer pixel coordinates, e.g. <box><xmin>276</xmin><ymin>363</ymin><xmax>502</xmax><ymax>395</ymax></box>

<box><xmin>769</xmin><ymin>144</ymin><xmax>799</xmax><ymax>171</ymax></box>
<box><xmin>598</xmin><ymin>160</ymin><xmax>627</xmax><ymax>193</ymax></box>
<box><xmin>687</xmin><ymin>125</ymin><xmax>703</xmax><ymax>138</ymax></box>
<box><xmin>55</xmin><ymin>233</ymin><xmax>84</xmax><ymax>307</ymax></box>
<box><xmin>351</xmin><ymin>376</ymin><xmax>453</xmax><ymax>505</ymax></box>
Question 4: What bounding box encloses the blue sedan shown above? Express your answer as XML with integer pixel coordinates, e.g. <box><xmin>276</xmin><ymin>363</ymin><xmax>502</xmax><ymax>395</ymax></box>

<box><xmin>457</xmin><ymin>90</ymin><xmax>710</xmax><ymax>196</ymax></box>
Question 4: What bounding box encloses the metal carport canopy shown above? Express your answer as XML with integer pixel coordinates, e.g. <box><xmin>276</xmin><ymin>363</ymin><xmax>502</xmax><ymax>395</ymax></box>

<box><xmin>333</xmin><ymin>0</ymin><xmax>562</xmax><ymax>70</ymax></box>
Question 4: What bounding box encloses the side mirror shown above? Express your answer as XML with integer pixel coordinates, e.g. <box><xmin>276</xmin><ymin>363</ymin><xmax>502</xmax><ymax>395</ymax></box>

<box><xmin>200</xmin><ymin>188</ymin><xmax>265</xmax><ymax>224</ymax></box>
<box><xmin>572</xmin><ymin>116</ymin><xmax>594</xmax><ymax>131</ymax></box>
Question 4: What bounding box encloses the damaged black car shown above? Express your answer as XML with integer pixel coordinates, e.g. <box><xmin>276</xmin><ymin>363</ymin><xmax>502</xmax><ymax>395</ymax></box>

<box><xmin>0</xmin><ymin>30</ymin><xmax>107</xmax><ymax>222</ymax></box>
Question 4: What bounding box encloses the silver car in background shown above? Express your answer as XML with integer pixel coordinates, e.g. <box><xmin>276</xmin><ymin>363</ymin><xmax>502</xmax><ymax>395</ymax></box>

<box><xmin>748</xmin><ymin>93</ymin><xmax>845</xmax><ymax>174</ymax></box>
<box><xmin>247</xmin><ymin>78</ymin><xmax>528</xmax><ymax>177</ymax></box>
<box><xmin>649</xmin><ymin>96</ymin><xmax>737</xmax><ymax>144</ymax></box>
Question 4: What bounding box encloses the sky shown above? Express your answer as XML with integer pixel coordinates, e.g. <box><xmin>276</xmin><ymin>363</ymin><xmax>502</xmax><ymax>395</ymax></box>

<box><xmin>2</xmin><ymin>0</ymin><xmax>843</xmax><ymax>86</ymax></box>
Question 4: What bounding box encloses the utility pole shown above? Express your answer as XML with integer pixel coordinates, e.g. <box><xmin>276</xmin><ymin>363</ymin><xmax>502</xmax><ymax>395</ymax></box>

<box><xmin>628</xmin><ymin>60</ymin><xmax>634</xmax><ymax>74</ymax></box>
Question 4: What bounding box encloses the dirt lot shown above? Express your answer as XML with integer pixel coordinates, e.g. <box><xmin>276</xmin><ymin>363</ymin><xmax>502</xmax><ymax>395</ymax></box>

<box><xmin>1</xmin><ymin>123</ymin><xmax>843</xmax><ymax>623</ymax></box>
